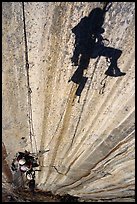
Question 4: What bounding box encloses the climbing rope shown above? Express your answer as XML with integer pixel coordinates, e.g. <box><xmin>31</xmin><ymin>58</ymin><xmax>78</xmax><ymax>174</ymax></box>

<box><xmin>99</xmin><ymin>56</ymin><xmax>111</xmax><ymax>94</ymax></box>
<box><xmin>99</xmin><ymin>75</ymin><xmax>108</xmax><ymax>94</ymax></box>
<box><xmin>22</xmin><ymin>2</ymin><xmax>38</xmax><ymax>155</ymax></box>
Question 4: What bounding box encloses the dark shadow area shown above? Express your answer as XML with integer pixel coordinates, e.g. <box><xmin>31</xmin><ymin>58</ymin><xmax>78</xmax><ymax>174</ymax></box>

<box><xmin>69</xmin><ymin>2</ymin><xmax>126</xmax><ymax>98</ymax></box>
<box><xmin>2</xmin><ymin>188</ymin><xmax>79</xmax><ymax>202</ymax></box>
<box><xmin>60</xmin><ymin>194</ymin><xmax>79</xmax><ymax>202</ymax></box>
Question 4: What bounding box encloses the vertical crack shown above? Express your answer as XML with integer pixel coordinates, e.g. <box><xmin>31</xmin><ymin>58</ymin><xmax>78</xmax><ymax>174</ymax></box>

<box><xmin>22</xmin><ymin>2</ymin><xmax>37</xmax><ymax>154</ymax></box>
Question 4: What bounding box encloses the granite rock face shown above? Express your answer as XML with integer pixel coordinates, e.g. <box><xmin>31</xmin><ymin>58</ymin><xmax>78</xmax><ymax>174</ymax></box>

<box><xmin>2</xmin><ymin>2</ymin><xmax>135</xmax><ymax>202</ymax></box>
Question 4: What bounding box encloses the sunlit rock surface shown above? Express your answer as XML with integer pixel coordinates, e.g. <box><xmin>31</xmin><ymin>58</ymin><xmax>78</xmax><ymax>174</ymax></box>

<box><xmin>2</xmin><ymin>2</ymin><xmax>135</xmax><ymax>202</ymax></box>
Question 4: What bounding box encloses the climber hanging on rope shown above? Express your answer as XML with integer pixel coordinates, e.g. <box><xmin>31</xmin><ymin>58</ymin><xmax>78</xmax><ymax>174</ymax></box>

<box><xmin>11</xmin><ymin>149</ymin><xmax>42</xmax><ymax>193</ymax></box>
<box><xmin>11</xmin><ymin>150</ymin><xmax>39</xmax><ymax>173</ymax></box>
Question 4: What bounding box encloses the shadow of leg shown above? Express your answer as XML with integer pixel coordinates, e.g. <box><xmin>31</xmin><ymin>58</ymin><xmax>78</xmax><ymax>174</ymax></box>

<box><xmin>68</xmin><ymin>67</ymin><xmax>84</xmax><ymax>84</ymax></box>
<box><xmin>71</xmin><ymin>48</ymin><xmax>80</xmax><ymax>66</ymax></box>
<box><xmin>75</xmin><ymin>77</ymin><xmax>88</xmax><ymax>99</ymax></box>
<box><xmin>101</xmin><ymin>47</ymin><xmax>126</xmax><ymax>77</ymax></box>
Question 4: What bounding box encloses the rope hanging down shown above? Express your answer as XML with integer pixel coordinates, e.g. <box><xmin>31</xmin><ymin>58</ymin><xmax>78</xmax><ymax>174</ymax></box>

<box><xmin>22</xmin><ymin>2</ymin><xmax>38</xmax><ymax>154</ymax></box>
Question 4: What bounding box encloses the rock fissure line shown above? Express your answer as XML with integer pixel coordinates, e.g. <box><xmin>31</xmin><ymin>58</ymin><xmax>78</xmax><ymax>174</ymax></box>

<box><xmin>57</xmin><ymin>125</ymin><xmax>134</xmax><ymax>190</ymax></box>
<box><xmin>22</xmin><ymin>2</ymin><xmax>38</xmax><ymax>154</ymax></box>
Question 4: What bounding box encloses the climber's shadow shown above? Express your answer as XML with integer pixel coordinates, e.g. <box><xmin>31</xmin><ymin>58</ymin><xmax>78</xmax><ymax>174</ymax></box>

<box><xmin>69</xmin><ymin>4</ymin><xmax>126</xmax><ymax>98</ymax></box>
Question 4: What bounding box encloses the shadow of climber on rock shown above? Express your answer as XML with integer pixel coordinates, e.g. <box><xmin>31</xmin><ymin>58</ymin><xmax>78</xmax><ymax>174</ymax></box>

<box><xmin>68</xmin><ymin>3</ymin><xmax>126</xmax><ymax>98</ymax></box>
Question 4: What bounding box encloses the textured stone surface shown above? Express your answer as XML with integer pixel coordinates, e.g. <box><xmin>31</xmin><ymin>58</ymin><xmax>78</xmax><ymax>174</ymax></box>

<box><xmin>2</xmin><ymin>2</ymin><xmax>135</xmax><ymax>202</ymax></box>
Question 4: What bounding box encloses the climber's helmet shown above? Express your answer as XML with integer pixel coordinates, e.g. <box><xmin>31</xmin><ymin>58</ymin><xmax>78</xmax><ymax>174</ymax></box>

<box><xmin>26</xmin><ymin>173</ymin><xmax>33</xmax><ymax>180</ymax></box>
<box><xmin>19</xmin><ymin>158</ymin><xmax>26</xmax><ymax>165</ymax></box>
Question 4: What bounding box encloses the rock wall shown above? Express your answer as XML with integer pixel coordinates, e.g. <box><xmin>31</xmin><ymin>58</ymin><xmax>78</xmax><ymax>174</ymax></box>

<box><xmin>2</xmin><ymin>2</ymin><xmax>135</xmax><ymax>202</ymax></box>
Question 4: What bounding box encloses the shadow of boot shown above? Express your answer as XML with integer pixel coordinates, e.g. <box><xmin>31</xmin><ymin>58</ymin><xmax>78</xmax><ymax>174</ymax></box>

<box><xmin>105</xmin><ymin>65</ymin><xmax>126</xmax><ymax>77</ymax></box>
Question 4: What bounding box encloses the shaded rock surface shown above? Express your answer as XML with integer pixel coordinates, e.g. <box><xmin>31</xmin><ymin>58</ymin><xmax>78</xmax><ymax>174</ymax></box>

<box><xmin>2</xmin><ymin>2</ymin><xmax>135</xmax><ymax>202</ymax></box>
